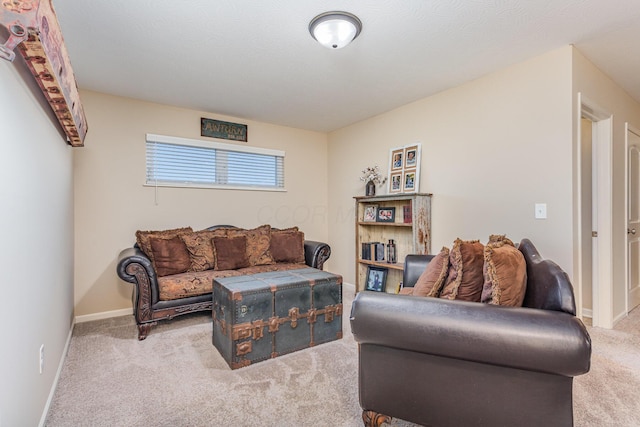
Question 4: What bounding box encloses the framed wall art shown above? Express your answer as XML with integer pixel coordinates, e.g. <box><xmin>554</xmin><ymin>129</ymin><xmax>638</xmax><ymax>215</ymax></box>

<box><xmin>388</xmin><ymin>143</ymin><xmax>421</xmax><ymax>193</ymax></box>
<box><xmin>390</xmin><ymin>148</ymin><xmax>404</xmax><ymax>171</ymax></box>
<box><xmin>403</xmin><ymin>171</ymin><xmax>416</xmax><ymax>192</ymax></box>
<box><xmin>389</xmin><ymin>172</ymin><xmax>403</xmax><ymax>193</ymax></box>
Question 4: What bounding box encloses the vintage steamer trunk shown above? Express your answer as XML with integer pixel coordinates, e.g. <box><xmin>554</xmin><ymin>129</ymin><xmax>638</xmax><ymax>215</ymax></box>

<box><xmin>213</xmin><ymin>268</ymin><xmax>343</xmax><ymax>369</ymax></box>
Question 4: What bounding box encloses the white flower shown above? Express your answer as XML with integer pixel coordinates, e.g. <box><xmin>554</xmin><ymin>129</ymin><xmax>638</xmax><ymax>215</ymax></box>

<box><xmin>360</xmin><ymin>165</ymin><xmax>387</xmax><ymax>184</ymax></box>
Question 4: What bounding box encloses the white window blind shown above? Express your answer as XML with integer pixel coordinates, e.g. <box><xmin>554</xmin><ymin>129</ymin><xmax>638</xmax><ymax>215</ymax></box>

<box><xmin>145</xmin><ymin>134</ymin><xmax>285</xmax><ymax>191</ymax></box>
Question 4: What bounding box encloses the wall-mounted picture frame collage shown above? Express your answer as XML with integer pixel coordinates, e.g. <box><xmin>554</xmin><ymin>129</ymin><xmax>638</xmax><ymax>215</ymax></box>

<box><xmin>388</xmin><ymin>143</ymin><xmax>421</xmax><ymax>194</ymax></box>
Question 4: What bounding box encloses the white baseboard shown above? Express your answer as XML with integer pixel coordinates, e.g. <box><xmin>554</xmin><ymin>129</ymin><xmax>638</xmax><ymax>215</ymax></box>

<box><xmin>74</xmin><ymin>284</ymin><xmax>353</xmax><ymax>324</ymax></box>
<box><xmin>38</xmin><ymin>319</ymin><xmax>74</xmax><ymax>427</ymax></box>
<box><xmin>75</xmin><ymin>308</ymin><xmax>131</xmax><ymax>323</ymax></box>
<box><xmin>613</xmin><ymin>310</ymin><xmax>628</xmax><ymax>326</ymax></box>
<box><xmin>581</xmin><ymin>308</ymin><xmax>628</xmax><ymax>327</ymax></box>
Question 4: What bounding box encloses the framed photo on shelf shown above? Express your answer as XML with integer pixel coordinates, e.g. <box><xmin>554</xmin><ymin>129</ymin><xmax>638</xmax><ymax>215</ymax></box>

<box><xmin>376</xmin><ymin>207</ymin><xmax>396</xmax><ymax>223</ymax></box>
<box><xmin>363</xmin><ymin>205</ymin><xmax>378</xmax><ymax>222</ymax></box>
<box><xmin>365</xmin><ymin>266</ymin><xmax>388</xmax><ymax>292</ymax></box>
<box><xmin>388</xmin><ymin>143</ymin><xmax>421</xmax><ymax>193</ymax></box>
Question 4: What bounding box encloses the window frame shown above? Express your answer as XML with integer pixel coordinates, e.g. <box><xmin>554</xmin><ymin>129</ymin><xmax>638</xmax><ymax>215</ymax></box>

<box><xmin>144</xmin><ymin>133</ymin><xmax>286</xmax><ymax>192</ymax></box>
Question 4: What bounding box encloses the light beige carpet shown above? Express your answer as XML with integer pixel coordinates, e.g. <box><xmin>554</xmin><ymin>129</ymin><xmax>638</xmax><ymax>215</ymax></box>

<box><xmin>45</xmin><ymin>284</ymin><xmax>640</xmax><ymax>426</ymax></box>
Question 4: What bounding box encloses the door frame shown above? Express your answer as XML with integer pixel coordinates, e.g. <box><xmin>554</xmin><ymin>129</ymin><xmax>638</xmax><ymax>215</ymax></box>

<box><xmin>625</xmin><ymin>123</ymin><xmax>640</xmax><ymax>314</ymax></box>
<box><xmin>577</xmin><ymin>93</ymin><xmax>613</xmax><ymax>328</ymax></box>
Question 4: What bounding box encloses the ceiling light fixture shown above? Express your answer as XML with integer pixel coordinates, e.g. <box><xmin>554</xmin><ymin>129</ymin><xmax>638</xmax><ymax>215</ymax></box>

<box><xmin>309</xmin><ymin>11</ymin><xmax>362</xmax><ymax>49</ymax></box>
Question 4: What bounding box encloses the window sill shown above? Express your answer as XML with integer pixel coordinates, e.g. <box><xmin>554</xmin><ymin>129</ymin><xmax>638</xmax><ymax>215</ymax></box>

<box><xmin>143</xmin><ymin>183</ymin><xmax>287</xmax><ymax>192</ymax></box>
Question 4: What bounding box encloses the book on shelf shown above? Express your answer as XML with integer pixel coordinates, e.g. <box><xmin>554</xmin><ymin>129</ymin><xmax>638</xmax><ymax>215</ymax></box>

<box><xmin>361</xmin><ymin>242</ymin><xmax>370</xmax><ymax>260</ymax></box>
<box><xmin>361</xmin><ymin>242</ymin><xmax>385</xmax><ymax>261</ymax></box>
<box><xmin>403</xmin><ymin>205</ymin><xmax>412</xmax><ymax>223</ymax></box>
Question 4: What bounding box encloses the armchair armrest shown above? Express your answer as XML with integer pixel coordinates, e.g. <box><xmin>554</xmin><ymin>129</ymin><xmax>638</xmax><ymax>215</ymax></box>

<box><xmin>350</xmin><ymin>292</ymin><xmax>591</xmax><ymax>377</ymax></box>
<box><xmin>304</xmin><ymin>240</ymin><xmax>331</xmax><ymax>270</ymax></box>
<box><xmin>403</xmin><ymin>254</ymin><xmax>435</xmax><ymax>287</ymax></box>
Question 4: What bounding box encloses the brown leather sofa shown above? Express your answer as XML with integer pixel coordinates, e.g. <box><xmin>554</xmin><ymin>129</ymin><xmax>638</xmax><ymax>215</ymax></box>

<box><xmin>350</xmin><ymin>239</ymin><xmax>591</xmax><ymax>427</ymax></box>
<box><xmin>117</xmin><ymin>225</ymin><xmax>331</xmax><ymax>340</ymax></box>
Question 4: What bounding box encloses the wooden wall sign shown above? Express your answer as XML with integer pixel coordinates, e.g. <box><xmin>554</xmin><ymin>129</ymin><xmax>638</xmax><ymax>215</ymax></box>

<box><xmin>201</xmin><ymin>118</ymin><xmax>247</xmax><ymax>142</ymax></box>
<box><xmin>0</xmin><ymin>0</ymin><xmax>88</xmax><ymax>146</ymax></box>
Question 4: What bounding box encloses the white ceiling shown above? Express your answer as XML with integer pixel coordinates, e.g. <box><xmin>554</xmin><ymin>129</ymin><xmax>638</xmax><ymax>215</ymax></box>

<box><xmin>52</xmin><ymin>0</ymin><xmax>640</xmax><ymax>133</ymax></box>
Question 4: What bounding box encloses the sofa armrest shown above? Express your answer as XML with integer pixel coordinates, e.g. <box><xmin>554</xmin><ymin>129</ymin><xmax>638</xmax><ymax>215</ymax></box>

<box><xmin>117</xmin><ymin>247</ymin><xmax>154</xmax><ymax>283</ymax></box>
<box><xmin>350</xmin><ymin>292</ymin><xmax>591</xmax><ymax>377</ymax></box>
<box><xmin>116</xmin><ymin>247</ymin><xmax>160</xmax><ymax>322</ymax></box>
<box><xmin>304</xmin><ymin>240</ymin><xmax>331</xmax><ymax>270</ymax></box>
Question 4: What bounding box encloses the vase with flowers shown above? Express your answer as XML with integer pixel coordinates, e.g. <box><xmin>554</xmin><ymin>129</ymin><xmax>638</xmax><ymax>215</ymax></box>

<box><xmin>360</xmin><ymin>165</ymin><xmax>387</xmax><ymax>197</ymax></box>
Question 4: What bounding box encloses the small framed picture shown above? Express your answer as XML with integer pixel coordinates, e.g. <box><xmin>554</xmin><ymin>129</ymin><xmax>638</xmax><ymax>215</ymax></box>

<box><xmin>363</xmin><ymin>205</ymin><xmax>378</xmax><ymax>222</ymax></box>
<box><xmin>377</xmin><ymin>207</ymin><xmax>396</xmax><ymax>222</ymax></box>
<box><xmin>365</xmin><ymin>266</ymin><xmax>388</xmax><ymax>292</ymax></box>
<box><xmin>404</xmin><ymin>145</ymin><xmax>418</xmax><ymax>168</ymax></box>
<box><xmin>403</xmin><ymin>170</ymin><xmax>417</xmax><ymax>192</ymax></box>
<box><xmin>390</xmin><ymin>148</ymin><xmax>403</xmax><ymax>171</ymax></box>
<box><xmin>389</xmin><ymin>172</ymin><xmax>402</xmax><ymax>193</ymax></box>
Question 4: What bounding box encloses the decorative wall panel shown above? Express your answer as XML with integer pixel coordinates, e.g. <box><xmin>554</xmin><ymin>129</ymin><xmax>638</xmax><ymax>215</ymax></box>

<box><xmin>1</xmin><ymin>0</ymin><xmax>87</xmax><ymax>146</ymax></box>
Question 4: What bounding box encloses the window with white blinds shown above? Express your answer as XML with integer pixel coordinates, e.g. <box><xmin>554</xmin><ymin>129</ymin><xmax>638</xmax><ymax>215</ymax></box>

<box><xmin>145</xmin><ymin>134</ymin><xmax>285</xmax><ymax>191</ymax></box>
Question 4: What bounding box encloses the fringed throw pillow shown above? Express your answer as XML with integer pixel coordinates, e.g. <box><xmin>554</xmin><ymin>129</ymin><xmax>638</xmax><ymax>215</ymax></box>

<box><xmin>481</xmin><ymin>238</ymin><xmax>527</xmax><ymax>306</ymax></box>
<box><xmin>440</xmin><ymin>239</ymin><xmax>484</xmax><ymax>302</ymax></box>
<box><xmin>227</xmin><ymin>225</ymin><xmax>275</xmax><ymax>266</ymax></box>
<box><xmin>135</xmin><ymin>227</ymin><xmax>193</xmax><ymax>265</ymax></box>
<box><xmin>148</xmin><ymin>236</ymin><xmax>192</xmax><ymax>277</ymax></box>
<box><xmin>412</xmin><ymin>246</ymin><xmax>450</xmax><ymax>297</ymax></box>
<box><xmin>212</xmin><ymin>235</ymin><xmax>250</xmax><ymax>271</ymax></box>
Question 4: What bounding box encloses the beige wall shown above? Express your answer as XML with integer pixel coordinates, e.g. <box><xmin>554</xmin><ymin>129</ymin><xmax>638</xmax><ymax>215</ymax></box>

<box><xmin>74</xmin><ymin>91</ymin><xmax>329</xmax><ymax>316</ymax></box>
<box><xmin>0</xmin><ymin>58</ymin><xmax>75</xmax><ymax>425</ymax></box>
<box><xmin>72</xmin><ymin>45</ymin><xmax>640</xmax><ymax>323</ymax></box>
<box><xmin>572</xmin><ymin>48</ymin><xmax>640</xmax><ymax>321</ymax></box>
<box><xmin>328</xmin><ymin>47</ymin><xmax>574</xmax><ymax>285</ymax></box>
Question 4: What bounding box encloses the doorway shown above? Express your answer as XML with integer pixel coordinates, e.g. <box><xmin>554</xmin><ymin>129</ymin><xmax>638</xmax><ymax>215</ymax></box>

<box><xmin>578</xmin><ymin>94</ymin><xmax>613</xmax><ymax>328</ymax></box>
<box><xmin>626</xmin><ymin>124</ymin><xmax>640</xmax><ymax>313</ymax></box>
<box><xmin>580</xmin><ymin>117</ymin><xmax>594</xmax><ymax>318</ymax></box>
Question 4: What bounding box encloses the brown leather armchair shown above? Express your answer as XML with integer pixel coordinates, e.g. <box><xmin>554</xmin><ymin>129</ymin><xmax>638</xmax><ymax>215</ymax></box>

<box><xmin>350</xmin><ymin>239</ymin><xmax>591</xmax><ymax>427</ymax></box>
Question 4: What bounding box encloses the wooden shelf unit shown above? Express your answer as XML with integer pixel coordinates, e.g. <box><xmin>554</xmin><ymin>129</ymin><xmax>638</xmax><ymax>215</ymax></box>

<box><xmin>354</xmin><ymin>193</ymin><xmax>432</xmax><ymax>293</ymax></box>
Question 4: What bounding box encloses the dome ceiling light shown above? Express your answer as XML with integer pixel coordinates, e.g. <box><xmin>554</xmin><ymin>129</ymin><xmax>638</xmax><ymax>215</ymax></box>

<box><xmin>309</xmin><ymin>11</ymin><xmax>362</xmax><ymax>49</ymax></box>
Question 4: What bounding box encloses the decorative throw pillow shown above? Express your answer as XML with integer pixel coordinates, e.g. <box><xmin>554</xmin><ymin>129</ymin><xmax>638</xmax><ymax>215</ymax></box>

<box><xmin>273</xmin><ymin>226</ymin><xmax>299</xmax><ymax>233</ymax></box>
<box><xmin>481</xmin><ymin>239</ymin><xmax>527</xmax><ymax>306</ymax></box>
<box><xmin>135</xmin><ymin>227</ymin><xmax>193</xmax><ymax>264</ymax></box>
<box><xmin>412</xmin><ymin>247</ymin><xmax>450</xmax><ymax>297</ymax></box>
<box><xmin>148</xmin><ymin>236</ymin><xmax>192</xmax><ymax>277</ymax></box>
<box><xmin>440</xmin><ymin>239</ymin><xmax>484</xmax><ymax>302</ymax></box>
<box><xmin>487</xmin><ymin>234</ymin><xmax>515</xmax><ymax>246</ymax></box>
<box><xmin>180</xmin><ymin>228</ymin><xmax>228</xmax><ymax>272</ymax></box>
<box><xmin>227</xmin><ymin>224</ymin><xmax>275</xmax><ymax>266</ymax></box>
<box><xmin>212</xmin><ymin>235</ymin><xmax>250</xmax><ymax>271</ymax></box>
<box><xmin>270</xmin><ymin>229</ymin><xmax>305</xmax><ymax>264</ymax></box>
<box><xmin>398</xmin><ymin>287</ymin><xmax>414</xmax><ymax>295</ymax></box>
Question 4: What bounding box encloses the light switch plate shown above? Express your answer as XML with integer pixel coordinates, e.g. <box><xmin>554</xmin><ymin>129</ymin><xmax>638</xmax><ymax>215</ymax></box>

<box><xmin>535</xmin><ymin>203</ymin><xmax>547</xmax><ymax>219</ymax></box>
